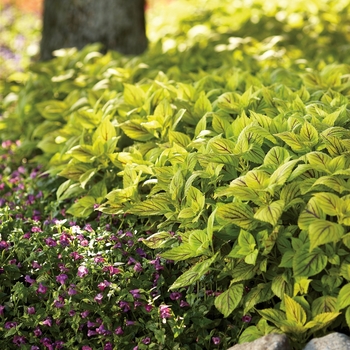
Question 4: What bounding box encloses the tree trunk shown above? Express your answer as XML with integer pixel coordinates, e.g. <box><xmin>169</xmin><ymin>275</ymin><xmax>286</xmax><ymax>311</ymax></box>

<box><xmin>40</xmin><ymin>0</ymin><xmax>147</xmax><ymax>61</ymax></box>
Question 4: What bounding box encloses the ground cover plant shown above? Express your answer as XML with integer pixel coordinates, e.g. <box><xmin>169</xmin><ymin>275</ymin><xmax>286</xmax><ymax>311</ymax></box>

<box><xmin>2</xmin><ymin>0</ymin><xmax>350</xmax><ymax>348</ymax></box>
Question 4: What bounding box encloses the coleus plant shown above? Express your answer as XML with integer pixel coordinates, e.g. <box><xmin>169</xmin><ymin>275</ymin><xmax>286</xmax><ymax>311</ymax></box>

<box><xmin>4</xmin><ymin>0</ymin><xmax>350</xmax><ymax>348</ymax></box>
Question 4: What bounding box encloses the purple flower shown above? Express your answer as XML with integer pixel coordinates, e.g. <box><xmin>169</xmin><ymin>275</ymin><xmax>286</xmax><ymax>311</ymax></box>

<box><xmin>144</xmin><ymin>304</ymin><xmax>153</xmax><ymax>312</ymax></box>
<box><xmin>129</xmin><ymin>289</ymin><xmax>141</xmax><ymax>299</ymax></box>
<box><xmin>103</xmin><ymin>265</ymin><xmax>120</xmax><ymax>275</ymax></box>
<box><xmin>0</xmin><ymin>240</ymin><xmax>9</xmax><ymax>249</ymax></box>
<box><xmin>45</xmin><ymin>237</ymin><xmax>57</xmax><ymax>247</ymax></box>
<box><xmin>54</xmin><ymin>300</ymin><xmax>65</xmax><ymax>308</ymax></box>
<box><xmin>32</xmin><ymin>261</ymin><xmax>42</xmax><ymax>269</ymax></box>
<box><xmin>13</xmin><ymin>335</ymin><xmax>26</xmax><ymax>346</ymax></box>
<box><xmin>31</xmin><ymin>346</ymin><xmax>40</xmax><ymax>350</ymax></box>
<box><xmin>81</xmin><ymin>310</ymin><xmax>90</xmax><ymax>318</ymax></box>
<box><xmin>5</xmin><ymin>321</ymin><xmax>17</xmax><ymax>329</ymax></box>
<box><xmin>119</xmin><ymin>301</ymin><xmax>130</xmax><ymax>312</ymax></box>
<box><xmin>169</xmin><ymin>292</ymin><xmax>182</xmax><ymax>300</ymax></box>
<box><xmin>70</xmin><ymin>251</ymin><xmax>83</xmax><ymax>260</ymax></box>
<box><xmin>0</xmin><ymin>305</ymin><xmax>5</xmax><ymax>315</ymax></box>
<box><xmin>69</xmin><ymin>310</ymin><xmax>76</xmax><ymax>317</ymax></box>
<box><xmin>180</xmin><ymin>300</ymin><xmax>190</xmax><ymax>307</ymax></box>
<box><xmin>27</xmin><ymin>306</ymin><xmax>36</xmax><ymax>314</ymax></box>
<box><xmin>31</xmin><ymin>226</ymin><xmax>42</xmax><ymax>233</ymax></box>
<box><xmin>212</xmin><ymin>337</ymin><xmax>221</xmax><ymax>345</ymax></box>
<box><xmin>33</xmin><ymin>327</ymin><xmax>42</xmax><ymax>337</ymax></box>
<box><xmin>126</xmin><ymin>320</ymin><xmax>135</xmax><ymax>326</ymax></box>
<box><xmin>42</xmin><ymin>317</ymin><xmax>53</xmax><ymax>327</ymax></box>
<box><xmin>59</xmin><ymin>234</ymin><xmax>71</xmax><ymax>247</ymax></box>
<box><xmin>94</xmin><ymin>255</ymin><xmax>105</xmax><ymax>263</ymax></box>
<box><xmin>87</xmin><ymin>321</ymin><xmax>97</xmax><ymax>328</ymax></box>
<box><xmin>134</xmin><ymin>262</ymin><xmax>143</xmax><ymax>272</ymax></box>
<box><xmin>94</xmin><ymin>293</ymin><xmax>103</xmax><ymax>304</ymax></box>
<box><xmin>104</xmin><ymin>342</ymin><xmax>113</xmax><ymax>350</ymax></box>
<box><xmin>84</xmin><ymin>223</ymin><xmax>94</xmax><ymax>232</ymax></box>
<box><xmin>25</xmin><ymin>275</ymin><xmax>36</xmax><ymax>285</ymax></box>
<box><xmin>135</xmin><ymin>247</ymin><xmax>146</xmax><ymax>257</ymax></box>
<box><xmin>82</xmin><ymin>346</ymin><xmax>92</xmax><ymax>350</ymax></box>
<box><xmin>142</xmin><ymin>337</ymin><xmax>151</xmax><ymax>345</ymax></box>
<box><xmin>115</xmin><ymin>326</ymin><xmax>124</xmax><ymax>335</ymax></box>
<box><xmin>134</xmin><ymin>301</ymin><xmax>142</xmax><ymax>308</ymax></box>
<box><xmin>37</xmin><ymin>283</ymin><xmax>48</xmax><ymax>294</ymax></box>
<box><xmin>77</xmin><ymin>265</ymin><xmax>89</xmax><ymax>278</ymax></box>
<box><xmin>87</xmin><ymin>329</ymin><xmax>97</xmax><ymax>337</ymax></box>
<box><xmin>40</xmin><ymin>337</ymin><xmax>52</xmax><ymax>347</ymax></box>
<box><xmin>68</xmin><ymin>285</ymin><xmax>78</xmax><ymax>295</ymax></box>
<box><xmin>80</xmin><ymin>239</ymin><xmax>89</xmax><ymax>247</ymax></box>
<box><xmin>56</xmin><ymin>274</ymin><xmax>68</xmax><ymax>285</ymax></box>
<box><xmin>159</xmin><ymin>305</ymin><xmax>171</xmax><ymax>319</ymax></box>
<box><xmin>150</xmin><ymin>257</ymin><xmax>164</xmax><ymax>271</ymax></box>
<box><xmin>97</xmin><ymin>280</ymin><xmax>111</xmax><ymax>291</ymax></box>
<box><xmin>242</xmin><ymin>315</ymin><xmax>252</xmax><ymax>323</ymax></box>
<box><xmin>54</xmin><ymin>340</ymin><xmax>64</xmax><ymax>349</ymax></box>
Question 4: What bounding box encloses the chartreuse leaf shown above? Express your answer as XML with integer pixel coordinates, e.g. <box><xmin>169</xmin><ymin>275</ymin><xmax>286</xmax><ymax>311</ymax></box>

<box><xmin>306</xmin><ymin>152</ymin><xmax>331</xmax><ymax>170</ymax></box>
<box><xmin>142</xmin><ymin>231</ymin><xmax>175</xmax><ymax>249</ymax></box>
<box><xmin>257</xmin><ymin>308</ymin><xmax>286</xmax><ymax>327</ymax></box>
<box><xmin>254</xmin><ymin>200</ymin><xmax>285</xmax><ymax>227</ymax></box>
<box><xmin>244</xmin><ymin>283</ymin><xmax>274</xmax><ymax>314</ymax></box>
<box><xmin>161</xmin><ymin>243</ymin><xmax>199</xmax><ymax>261</ymax></box>
<box><xmin>169</xmin><ymin>254</ymin><xmax>218</xmax><ymax>289</ymax></box>
<box><xmin>194</xmin><ymin>91</ymin><xmax>212</xmax><ymax>118</ymax></box>
<box><xmin>68</xmin><ymin>145</ymin><xmax>94</xmax><ymax>163</ymax></box>
<box><xmin>312</xmin><ymin>296</ymin><xmax>337</xmax><ymax>317</ymax></box>
<box><xmin>313</xmin><ymin>192</ymin><xmax>341</xmax><ymax>216</ymax></box>
<box><xmin>120</xmin><ymin>121</ymin><xmax>154</xmax><ymax>141</ymax></box>
<box><xmin>304</xmin><ymin>313</ymin><xmax>340</xmax><ymax>331</ymax></box>
<box><xmin>216</xmin><ymin>202</ymin><xmax>257</xmax><ymax>230</ymax></box>
<box><xmin>298</xmin><ymin>197</ymin><xmax>326</xmax><ymax>230</ymax></box>
<box><xmin>58</xmin><ymin>163</ymin><xmax>93</xmax><ymax>181</ymax></box>
<box><xmin>217</xmin><ymin>177</ymin><xmax>259</xmax><ymax>202</ymax></box>
<box><xmin>293</xmin><ymin>277</ymin><xmax>312</xmax><ymax>296</ymax></box>
<box><xmin>234</xmin><ymin>229</ymin><xmax>258</xmax><ymax>265</ymax></box>
<box><xmin>275</xmin><ymin>132</ymin><xmax>306</xmax><ymax>152</ymax></box>
<box><xmin>168</xmin><ymin>130</ymin><xmax>191</xmax><ymax>148</ymax></box>
<box><xmin>244</xmin><ymin>170</ymin><xmax>270</xmax><ymax>189</ymax></box>
<box><xmin>186</xmin><ymin>186</ymin><xmax>205</xmax><ymax>213</ymax></box>
<box><xmin>312</xmin><ymin>176</ymin><xmax>347</xmax><ymax>194</ymax></box>
<box><xmin>230</xmin><ymin>262</ymin><xmax>257</xmax><ymax>283</ymax></box>
<box><xmin>263</xmin><ymin>146</ymin><xmax>291</xmax><ymax>168</ymax></box>
<box><xmin>336</xmin><ymin>283</ymin><xmax>350</xmax><ymax>310</ymax></box>
<box><xmin>284</xmin><ymin>294</ymin><xmax>307</xmax><ymax>326</ymax></box>
<box><xmin>308</xmin><ymin>219</ymin><xmax>344</xmax><ymax>251</ymax></box>
<box><xmin>123</xmin><ymin>83</ymin><xmax>145</xmax><ymax>107</ymax></box>
<box><xmin>269</xmin><ymin>160</ymin><xmax>299</xmax><ymax>187</ymax></box>
<box><xmin>272</xmin><ymin>274</ymin><xmax>293</xmax><ymax>299</ymax></box>
<box><xmin>239</xmin><ymin>319</ymin><xmax>279</xmax><ymax>344</ymax></box>
<box><xmin>93</xmin><ymin>117</ymin><xmax>116</xmax><ymax>142</ymax></box>
<box><xmin>345</xmin><ymin>306</ymin><xmax>350</xmax><ymax>329</ymax></box>
<box><xmin>300</xmin><ymin>121</ymin><xmax>318</xmax><ymax>146</ymax></box>
<box><xmin>214</xmin><ymin>283</ymin><xmax>244</xmax><ymax>317</ymax></box>
<box><xmin>212</xmin><ymin>113</ymin><xmax>231</xmax><ymax>135</ymax></box>
<box><xmin>128</xmin><ymin>198</ymin><xmax>172</xmax><ymax>216</ymax></box>
<box><xmin>169</xmin><ymin>169</ymin><xmax>184</xmax><ymax>203</ymax></box>
<box><xmin>293</xmin><ymin>246</ymin><xmax>328</xmax><ymax>278</ymax></box>
<box><xmin>66</xmin><ymin>196</ymin><xmax>96</xmax><ymax>217</ymax></box>
<box><xmin>188</xmin><ymin>230</ymin><xmax>210</xmax><ymax>253</ymax></box>
<box><xmin>208</xmin><ymin>136</ymin><xmax>236</xmax><ymax>155</ymax></box>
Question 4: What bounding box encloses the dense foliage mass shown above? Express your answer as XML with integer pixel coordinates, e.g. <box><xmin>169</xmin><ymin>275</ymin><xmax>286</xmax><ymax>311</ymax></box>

<box><xmin>2</xmin><ymin>0</ymin><xmax>350</xmax><ymax>349</ymax></box>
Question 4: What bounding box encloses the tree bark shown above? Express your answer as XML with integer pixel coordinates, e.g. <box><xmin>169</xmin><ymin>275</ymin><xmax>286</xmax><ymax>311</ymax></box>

<box><xmin>40</xmin><ymin>0</ymin><xmax>147</xmax><ymax>61</ymax></box>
